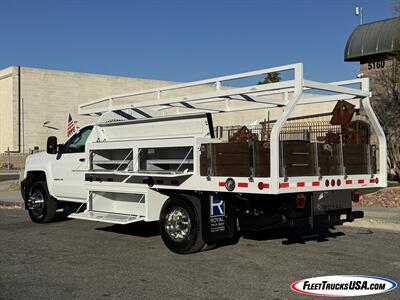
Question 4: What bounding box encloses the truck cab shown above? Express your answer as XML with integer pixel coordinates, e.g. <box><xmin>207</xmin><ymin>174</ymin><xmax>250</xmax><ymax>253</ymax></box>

<box><xmin>21</xmin><ymin>125</ymin><xmax>94</xmax><ymax>221</ymax></box>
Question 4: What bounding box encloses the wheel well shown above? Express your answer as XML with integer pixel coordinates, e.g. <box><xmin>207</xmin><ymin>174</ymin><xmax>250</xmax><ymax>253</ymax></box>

<box><xmin>23</xmin><ymin>171</ymin><xmax>48</xmax><ymax>208</ymax></box>
<box><xmin>27</xmin><ymin>171</ymin><xmax>47</xmax><ymax>183</ymax></box>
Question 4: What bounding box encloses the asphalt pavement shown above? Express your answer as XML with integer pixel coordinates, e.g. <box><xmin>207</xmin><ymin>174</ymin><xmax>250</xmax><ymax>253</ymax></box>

<box><xmin>0</xmin><ymin>209</ymin><xmax>399</xmax><ymax>300</ymax></box>
<box><xmin>0</xmin><ymin>184</ymin><xmax>23</xmax><ymax>208</ymax></box>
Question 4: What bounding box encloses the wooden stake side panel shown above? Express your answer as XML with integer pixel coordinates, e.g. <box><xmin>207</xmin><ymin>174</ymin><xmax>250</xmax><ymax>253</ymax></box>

<box><xmin>200</xmin><ymin>141</ymin><xmax>376</xmax><ymax>179</ymax></box>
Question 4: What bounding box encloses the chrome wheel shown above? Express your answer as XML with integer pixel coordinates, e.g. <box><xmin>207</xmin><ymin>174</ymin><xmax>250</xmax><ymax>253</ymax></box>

<box><xmin>164</xmin><ymin>207</ymin><xmax>191</xmax><ymax>242</ymax></box>
<box><xmin>28</xmin><ymin>189</ymin><xmax>45</xmax><ymax>217</ymax></box>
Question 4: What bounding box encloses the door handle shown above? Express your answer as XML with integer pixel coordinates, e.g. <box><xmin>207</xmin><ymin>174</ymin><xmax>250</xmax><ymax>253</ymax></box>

<box><xmin>79</xmin><ymin>158</ymin><xmax>85</xmax><ymax>162</ymax></box>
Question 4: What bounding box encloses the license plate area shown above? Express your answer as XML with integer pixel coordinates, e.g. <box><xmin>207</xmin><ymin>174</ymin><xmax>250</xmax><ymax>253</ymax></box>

<box><xmin>313</xmin><ymin>190</ymin><xmax>352</xmax><ymax>212</ymax></box>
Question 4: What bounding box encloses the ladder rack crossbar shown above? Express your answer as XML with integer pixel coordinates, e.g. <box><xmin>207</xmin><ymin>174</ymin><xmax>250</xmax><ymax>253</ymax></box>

<box><xmin>79</xmin><ymin>80</ymin><xmax>295</xmax><ymax>116</ymax></box>
<box><xmin>79</xmin><ymin>63</ymin><xmax>299</xmax><ymax>110</ymax></box>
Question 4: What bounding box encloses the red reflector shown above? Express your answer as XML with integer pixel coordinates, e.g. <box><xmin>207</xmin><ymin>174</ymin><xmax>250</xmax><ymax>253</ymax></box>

<box><xmin>280</xmin><ymin>182</ymin><xmax>289</xmax><ymax>188</ymax></box>
<box><xmin>238</xmin><ymin>182</ymin><xmax>248</xmax><ymax>188</ymax></box>
<box><xmin>375</xmin><ymin>177</ymin><xmax>379</xmax><ymax>184</ymax></box>
<box><xmin>297</xmin><ymin>182</ymin><xmax>305</xmax><ymax>187</ymax></box>
<box><xmin>336</xmin><ymin>179</ymin><xmax>341</xmax><ymax>186</ymax></box>
<box><xmin>325</xmin><ymin>179</ymin><xmax>330</xmax><ymax>187</ymax></box>
<box><xmin>257</xmin><ymin>182</ymin><xmax>264</xmax><ymax>190</ymax></box>
<box><xmin>218</xmin><ymin>182</ymin><xmax>226</xmax><ymax>187</ymax></box>
<box><xmin>346</xmin><ymin>179</ymin><xmax>352</xmax><ymax>185</ymax></box>
<box><xmin>369</xmin><ymin>178</ymin><xmax>375</xmax><ymax>183</ymax></box>
<box><xmin>352</xmin><ymin>190</ymin><xmax>361</xmax><ymax>203</ymax></box>
<box><xmin>312</xmin><ymin>181</ymin><xmax>320</xmax><ymax>187</ymax></box>
<box><xmin>358</xmin><ymin>179</ymin><xmax>365</xmax><ymax>184</ymax></box>
<box><xmin>296</xmin><ymin>193</ymin><xmax>306</xmax><ymax>209</ymax></box>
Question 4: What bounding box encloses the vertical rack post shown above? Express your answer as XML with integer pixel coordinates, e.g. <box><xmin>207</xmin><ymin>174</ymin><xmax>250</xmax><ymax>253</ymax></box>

<box><xmin>269</xmin><ymin>63</ymin><xmax>304</xmax><ymax>193</ymax></box>
<box><xmin>360</xmin><ymin>77</ymin><xmax>387</xmax><ymax>186</ymax></box>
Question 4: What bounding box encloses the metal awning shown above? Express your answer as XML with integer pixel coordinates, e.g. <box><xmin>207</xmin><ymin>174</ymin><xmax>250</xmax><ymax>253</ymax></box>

<box><xmin>344</xmin><ymin>17</ymin><xmax>400</xmax><ymax>61</ymax></box>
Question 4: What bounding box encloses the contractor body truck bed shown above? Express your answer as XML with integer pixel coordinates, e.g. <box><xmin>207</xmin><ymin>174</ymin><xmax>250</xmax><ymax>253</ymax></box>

<box><xmin>21</xmin><ymin>63</ymin><xmax>386</xmax><ymax>253</ymax></box>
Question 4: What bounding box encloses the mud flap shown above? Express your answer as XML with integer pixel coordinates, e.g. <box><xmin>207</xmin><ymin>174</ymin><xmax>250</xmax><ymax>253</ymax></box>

<box><xmin>201</xmin><ymin>194</ymin><xmax>236</xmax><ymax>243</ymax></box>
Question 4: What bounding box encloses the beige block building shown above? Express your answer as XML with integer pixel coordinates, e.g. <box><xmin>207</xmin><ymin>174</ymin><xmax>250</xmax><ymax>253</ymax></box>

<box><xmin>0</xmin><ymin>66</ymin><xmax>178</xmax><ymax>153</ymax></box>
<box><xmin>0</xmin><ymin>66</ymin><xmax>341</xmax><ymax>154</ymax></box>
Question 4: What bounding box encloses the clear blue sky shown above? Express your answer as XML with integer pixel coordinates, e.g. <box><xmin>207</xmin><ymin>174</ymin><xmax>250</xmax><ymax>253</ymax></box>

<box><xmin>0</xmin><ymin>0</ymin><xmax>396</xmax><ymax>83</ymax></box>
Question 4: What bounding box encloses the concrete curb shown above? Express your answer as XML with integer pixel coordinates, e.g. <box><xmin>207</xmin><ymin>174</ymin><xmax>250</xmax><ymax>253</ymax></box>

<box><xmin>344</xmin><ymin>219</ymin><xmax>400</xmax><ymax>232</ymax></box>
<box><xmin>343</xmin><ymin>205</ymin><xmax>400</xmax><ymax>232</ymax></box>
<box><xmin>0</xmin><ymin>201</ymin><xmax>24</xmax><ymax>209</ymax></box>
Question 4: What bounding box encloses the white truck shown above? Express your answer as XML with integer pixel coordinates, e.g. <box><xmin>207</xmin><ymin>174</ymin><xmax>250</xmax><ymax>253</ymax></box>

<box><xmin>21</xmin><ymin>63</ymin><xmax>386</xmax><ymax>254</ymax></box>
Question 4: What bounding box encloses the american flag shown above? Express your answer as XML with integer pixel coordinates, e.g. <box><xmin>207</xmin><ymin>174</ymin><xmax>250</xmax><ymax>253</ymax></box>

<box><xmin>67</xmin><ymin>113</ymin><xmax>76</xmax><ymax>137</ymax></box>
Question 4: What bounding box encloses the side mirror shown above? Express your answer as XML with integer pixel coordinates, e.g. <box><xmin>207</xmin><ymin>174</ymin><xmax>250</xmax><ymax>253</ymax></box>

<box><xmin>57</xmin><ymin>144</ymin><xmax>65</xmax><ymax>153</ymax></box>
<box><xmin>46</xmin><ymin>136</ymin><xmax>58</xmax><ymax>154</ymax></box>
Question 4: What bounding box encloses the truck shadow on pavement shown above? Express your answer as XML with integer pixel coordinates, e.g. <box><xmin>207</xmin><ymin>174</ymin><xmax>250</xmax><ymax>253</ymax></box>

<box><xmin>95</xmin><ymin>221</ymin><xmax>345</xmax><ymax>246</ymax></box>
<box><xmin>96</xmin><ymin>221</ymin><xmax>160</xmax><ymax>238</ymax></box>
<box><xmin>53</xmin><ymin>207</ymin><xmax>84</xmax><ymax>223</ymax></box>
<box><xmin>242</xmin><ymin>226</ymin><xmax>346</xmax><ymax>245</ymax></box>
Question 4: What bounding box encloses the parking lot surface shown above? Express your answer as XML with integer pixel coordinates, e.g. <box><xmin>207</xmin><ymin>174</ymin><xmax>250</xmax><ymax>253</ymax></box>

<box><xmin>1</xmin><ymin>209</ymin><xmax>399</xmax><ymax>300</ymax></box>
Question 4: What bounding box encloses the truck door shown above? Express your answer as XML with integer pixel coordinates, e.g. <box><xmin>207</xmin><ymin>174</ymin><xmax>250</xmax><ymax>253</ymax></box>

<box><xmin>51</xmin><ymin>126</ymin><xmax>93</xmax><ymax>201</ymax></box>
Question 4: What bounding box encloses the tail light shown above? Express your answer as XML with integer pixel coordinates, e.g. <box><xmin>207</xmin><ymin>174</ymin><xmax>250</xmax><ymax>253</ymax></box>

<box><xmin>258</xmin><ymin>182</ymin><xmax>264</xmax><ymax>190</ymax></box>
<box><xmin>352</xmin><ymin>190</ymin><xmax>361</xmax><ymax>203</ymax></box>
<box><xmin>225</xmin><ymin>178</ymin><xmax>236</xmax><ymax>192</ymax></box>
<box><xmin>296</xmin><ymin>193</ymin><xmax>306</xmax><ymax>209</ymax></box>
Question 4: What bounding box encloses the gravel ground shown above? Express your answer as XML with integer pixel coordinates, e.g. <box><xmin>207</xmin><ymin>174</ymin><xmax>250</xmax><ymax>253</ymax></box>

<box><xmin>358</xmin><ymin>187</ymin><xmax>400</xmax><ymax>208</ymax></box>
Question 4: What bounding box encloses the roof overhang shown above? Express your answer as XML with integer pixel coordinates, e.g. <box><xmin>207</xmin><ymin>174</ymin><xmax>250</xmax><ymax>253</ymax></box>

<box><xmin>344</xmin><ymin>17</ymin><xmax>400</xmax><ymax>62</ymax></box>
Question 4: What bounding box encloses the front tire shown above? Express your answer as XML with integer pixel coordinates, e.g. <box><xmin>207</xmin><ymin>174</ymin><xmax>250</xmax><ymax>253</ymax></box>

<box><xmin>27</xmin><ymin>181</ymin><xmax>57</xmax><ymax>223</ymax></box>
<box><xmin>160</xmin><ymin>194</ymin><xmax>205</xmax><ymax>254</ymax></box>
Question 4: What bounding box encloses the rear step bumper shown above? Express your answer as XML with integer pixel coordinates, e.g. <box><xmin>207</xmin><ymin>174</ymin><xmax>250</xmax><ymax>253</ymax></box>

<box><xmin>314</xmin><ymin>210</ymin><xmax>364</xmax><ymax>226</ymax></box>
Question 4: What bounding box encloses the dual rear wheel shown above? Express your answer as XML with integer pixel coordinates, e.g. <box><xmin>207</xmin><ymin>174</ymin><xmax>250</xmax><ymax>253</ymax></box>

<box><xmin>160</xmin><ymin>195</ymin><xmax>206</xmax><ymax>254</ymax></box>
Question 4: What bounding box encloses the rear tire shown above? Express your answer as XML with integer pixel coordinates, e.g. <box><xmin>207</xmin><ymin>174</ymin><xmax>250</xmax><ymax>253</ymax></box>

<box><xmin>160</xmin><ymin>194</ymin><xmax>205</xmax><ymax>254</ymax></box>
<box><xmin>27</xmin><ymin>181</ymin><xmax>57</xmax><ymax>223</ymax></box>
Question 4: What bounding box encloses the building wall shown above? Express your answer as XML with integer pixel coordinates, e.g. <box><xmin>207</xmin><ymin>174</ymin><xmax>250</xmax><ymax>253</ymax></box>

<box><xmin>0</xmin><ymin>66</ymin><xmax>354</xmax><ymax>154</ymax></box>
<box><xmin>212</xmin><ymin>100</ymin><xmax>337</xmax><ymax>127</ymax></box>
<box><xmin>359</xmin><ymin>56</ymin><xmax>399</xmax><ymax>173</ymax></box>
<box><xmin>358</xmin><ymin>56</ymin><xmax>396</xmax><ymax>135</ymax></box>
<box><xmin>359</xmin><ymin>56</ymin><xmax>394</xmax><ymax>79</ymax></box>
<box><xmin>9</xmin><ymin>67</ymin><xmax>179</xmax><ymax>153</ymax></box>
<box><xmin>0</xmin><ymin>67</ymin><xmax>18</xmax><ymax>153</ymax></box>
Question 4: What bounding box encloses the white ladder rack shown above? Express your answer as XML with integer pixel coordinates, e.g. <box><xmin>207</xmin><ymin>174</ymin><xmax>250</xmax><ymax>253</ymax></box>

<box><xmin>77</xmin><ymin>63</ymin><xmax>386</xmax><ymax>194</ymax></box>
<box><xmin>78</xmin><ymin>63</ymin><xmax>368</xmax><ymax>120</ymax></box>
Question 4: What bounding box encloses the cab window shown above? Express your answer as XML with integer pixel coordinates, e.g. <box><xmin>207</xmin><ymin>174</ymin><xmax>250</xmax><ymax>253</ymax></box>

<box><xmin>64</xmin><ymin>126</ymin><xmax>93</xmax><ymax>153</ymax></box>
